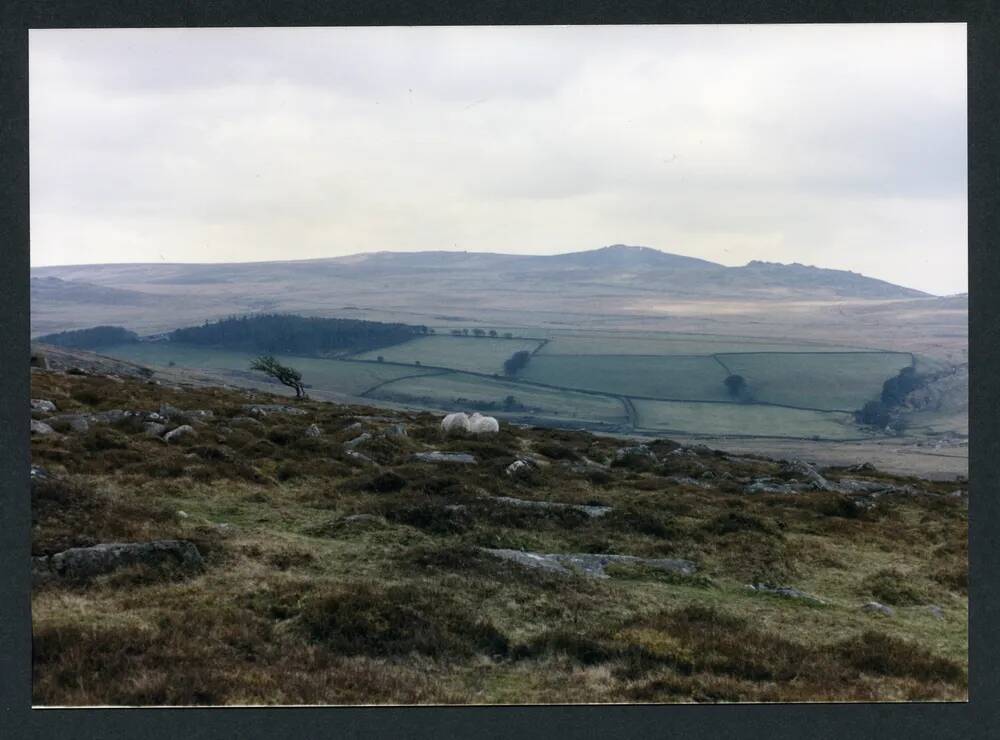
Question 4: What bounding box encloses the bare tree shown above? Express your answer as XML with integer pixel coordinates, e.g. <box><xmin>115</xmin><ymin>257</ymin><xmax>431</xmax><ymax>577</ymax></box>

<box><xmin>250</xmin><ymin>355</ymin><xmax>307</xmax><ymax>399</ymax></box>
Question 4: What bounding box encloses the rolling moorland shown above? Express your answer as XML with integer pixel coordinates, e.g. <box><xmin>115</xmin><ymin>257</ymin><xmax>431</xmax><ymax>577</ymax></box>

<box><xmin>30</xmin><ymin>245</ymin><xmax>969</xmax><ymax>480</ymax></box>
<box><xmin>29</xmin><ymin>360</ymin><xmax>967</xmax><ymax>705</ymax></box>
<box><xmin>28</xmin><ymin>245</ymin><xmax>968</xmax><ymax>704</ymax></box>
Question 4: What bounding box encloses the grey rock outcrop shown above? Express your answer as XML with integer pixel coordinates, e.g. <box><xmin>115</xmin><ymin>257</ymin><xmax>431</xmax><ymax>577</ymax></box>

<box><xmin>304</xmin><ymin>423</ymin><xmax>323</xmax><ymax>438</ymax></box>
<box><xmin>164</xmin><ymin>425</ymin><xmax>196</xmax><ymax>443</ymax></box>
<box><xmin>614</xmin><ymin>445</ymin><xmax>657</xmax><ymax>463</ymax></box>
<box><xmin>30</xmin><ymin>419</ymin><xmax>56</xmax><ymax>436</ymax></box>
<box><xmin>746</xmin><ymin>583</ymin><xmax>826</xmax><ymax>605</ymax></box>
<box><xmin>482</xmin><ymin>548</ymin><xmax>696</xmax><ymax>579</ymax></box>
<box><xmin>412</xmin><ymin>451</ymin><xmax>477</xmax><ymax>464</ymax></box>
<box><xmin>489</xmin><ymin>495</ymin><xmax>611</xmax><ymax>518</ymax></box>
<box><xmin>243</xmin><ymin>404</ymin><xmax>307</xmax><ymax>417</ymax></box>
<box><xmin>343</xmin><ymin>432</ymin><xmax>373</xmax><ymax>450</ymax></box>
<box><xmin>861</xmin><ymin>601</ymin><xmax>895</xmax><ymax>617</ymax></box>
<box><xmin>32</xmin><ymin>540</ymin><xmax>204</xmax><ymax>582</ymax></box>
<box><xmin>143</xmin><ymin>422</ymin><xmax>168</xmax><ymax>438</ymax></box>
<box><xmin>31</xmin><ymin>399</ymin><xmax>57</xmax><ymax>413</ymax></box>
<box><xmin>505</xmin><ymin>458</ymin><xmax>536</xmax><ymax>477</ymax></box>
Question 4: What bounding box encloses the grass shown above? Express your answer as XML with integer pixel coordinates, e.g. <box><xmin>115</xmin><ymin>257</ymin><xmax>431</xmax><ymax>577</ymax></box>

<box><xmin>368</xmin><ymin>371</ymin><xmax>628</xmax><ymax>426</ymax></box>
<box><xmin>100</xmin><ymin>342</ymin><xmax>442</xmax><ymax>396</ymax></box>
<box><xmin>519</xmin><ymin>355</ymin><xmax>729</xmax><ymax>401</ymax></box>
<box><xmin>352</xmin><ymin>334</ymin><xmax>544</xmax><ymax>374</ymax></box>
<box><xmin>30</xmin><ymin>368</ymin><xmax>967</xmax><ymax>705</ymax></box>
<box><xmin>632</xmin><ymin>399</ymin><xmax>859</xmax><ymax>439</ymax></box>
<box><xmin>537</xmin><ymin>331</ymin><xmax>870</xmax><ymax>356</ymax></box>
<box><xmin>718</xmin><ymin>352</ymin><xmax>913</xmax><ymax>411</ymax></box>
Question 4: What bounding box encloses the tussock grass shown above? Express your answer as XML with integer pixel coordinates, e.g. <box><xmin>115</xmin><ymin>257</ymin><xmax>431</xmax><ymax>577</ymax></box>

<box><xmin>30</xmin><ymin>369</ymin><xmax>967</xmax><ymax>705</ymax></box>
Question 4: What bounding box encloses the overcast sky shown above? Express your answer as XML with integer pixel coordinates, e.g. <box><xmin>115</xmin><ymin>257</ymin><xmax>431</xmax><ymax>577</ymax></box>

<box><xmin>30</xmin><ymin>24</ymin><xmax>966</xmax><ymax>295</ymax></box>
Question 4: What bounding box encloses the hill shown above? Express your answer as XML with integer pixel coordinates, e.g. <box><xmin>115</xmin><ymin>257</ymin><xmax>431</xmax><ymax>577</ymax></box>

<box><xmin>30</xmin><ymin>363</ymin><xmax>967</xmax><ymax>705</ymax></box>
<box><xmin>30</xmin><ymin>245</ymin><xmax>934</xmax><ymax>338</ymax></box>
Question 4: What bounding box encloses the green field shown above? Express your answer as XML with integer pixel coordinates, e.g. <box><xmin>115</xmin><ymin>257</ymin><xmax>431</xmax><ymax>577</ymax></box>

<box><xmin>101</xmin><ymin>343</ymin><xmax>442</xmax><ymax>397</ymax></box>
<box><xmin>353</xmin><ymin>334</ymin><xmax>544</xmax><ymax>374</ymax></box>
<box><xmin>718</xmin><ymin>352</ymin><xmax>912</xmax><ymax>411</ymax></box>
<box><xmin>519</xmin><ymin>355</ymin><xmax>730</xmax><ymax>401</ymax></box>
<box><xmin>97</xmin><ymin>331</ymin><xmax>913</xmax><ymax>440</ymax></box>
<box><xmin>537</xmin><ymin>332</ymin><xmax>874</xmax><ymax>356</ymax></box>
<box><xmin>368</xmin><ymin>371</ymin><xmax>628</xmax><ymax>426</ymax></box>
<box><xmin>632</xmin><ymin>399</ymin><xmax>859</xmax><ymax>439</ymax></box>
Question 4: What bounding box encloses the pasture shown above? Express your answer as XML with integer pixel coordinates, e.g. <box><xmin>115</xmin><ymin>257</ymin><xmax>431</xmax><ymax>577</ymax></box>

<box><xmin>100</xmin><ymin>343</ymin><xmax>442</xmax><ymax>397</ymax></box>
<box><xmin>96</xmin><ymin>327</ymin><xmax>916</xmax><ymax>440</ymax></box>
<box><xmin>717</xmin><ymin>352</ymin><xmax>913</xmax><ymax>411</ymax></box>
<box><xmin>366</xmin><ymin>371</ymin><xmax>628</xmax><ymax>426</ymax></box>
<box><xmin>632</xmin><ymin>399</ymin><xmax>860</xmax><ymax>440</ymax></box>
<box><xmin>519</xmin><ymin>355</ymin><xmax>730</xmax><ymax>401</ymax></box>
<box><xmin>535</xmin><ymin>331</ymin><xmax>873</xmax><ymax>356</ymax></box>
<box><xmin>352</xmin><ymin>334</ymin><xmax>544</xmax><ymax>374</ymax></box>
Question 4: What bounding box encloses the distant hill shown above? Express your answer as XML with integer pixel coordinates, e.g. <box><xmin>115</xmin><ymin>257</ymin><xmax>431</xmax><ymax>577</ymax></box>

<box><xmin>31</xmin><ymin>244</ymin><xmax>934</xmax><ymax>336</ymax></box>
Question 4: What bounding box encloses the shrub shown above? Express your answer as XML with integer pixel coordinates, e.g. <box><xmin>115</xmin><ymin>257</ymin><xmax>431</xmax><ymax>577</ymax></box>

<box><xmin>861</xmin><ymin>569</ymin><xmax>926</xmax><ymax>606</ymax></box>
<box><xmin>834</xmin><ymin>631</ymin><xmax>965</xmax><ymax>683</ymax></box>
<box><xmin>298</xmin><ymin>583</ymin><xmax>508</xmax><ymax>658</ymax></box>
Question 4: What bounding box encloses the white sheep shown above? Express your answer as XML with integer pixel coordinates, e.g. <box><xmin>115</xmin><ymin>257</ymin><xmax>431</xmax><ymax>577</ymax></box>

<box><xmin>468</xmin><ymin>412</ymin><xmax>499</xmax><ymax>434</ymax></box>
<box><xmin>441</xmin><ymin>412</ymin><xmax>471</xmax><ymax>434</ymax></box>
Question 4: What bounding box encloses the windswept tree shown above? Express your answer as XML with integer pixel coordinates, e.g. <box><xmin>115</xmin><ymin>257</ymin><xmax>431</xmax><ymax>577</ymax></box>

<box><xmin>250</xmin><ymin>355</ymin><xmax>307</xmax><ymax>399</ymax></box>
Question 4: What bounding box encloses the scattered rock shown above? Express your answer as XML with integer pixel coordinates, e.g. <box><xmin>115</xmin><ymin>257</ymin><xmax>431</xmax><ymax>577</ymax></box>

<box><xmin>489</xmin><ymin>495</ymin><xmax>611</xmax><ymax>518</ymax></box>
<box><xmin>667</xmin><ymin>476</ymin><xmax>715</xmax><ymax>489</ymax></box>
<box><xmin>345</xmin><ymin>450</ymin><xmax>377</xmax><ymax>465</ymax></box>
<box><xmin>385</xmin><ymin>423</ymin><xmax>408</xmax><ymax>439</ymax></box>
<box><xmin>833</xmin><ymin>478</ymin><xmax>892</xmax><ymax>494</ymax></box>
<box><xmin>304</xmin><ymin>423</ymin><xmax>323</xmax><ymax>438</ymax></box>
<box><xmin>746</xmin><ymin>583</ymin><xmax>826</xmax><ymax>605</ymax></box>
<box><xmin>481</xmin><ymin>548</ymin><xmax>697</xmax><ymax>579</ymax></box>
<box><xmin>783</xmin><ymin>459</ymin><xmax>835</xmax><ymax>492</ymax></box>
<box><xmin>30</xmin><ymin>464</ymin><xmax>50</xmax><ymax>481</ymax></box>
<box><xmin>925</xmin><ymin>604</ymin><xmax>946</xmax><ymax>620</ymax></box>
<box><xmin>341</xmin><ymin>421</ymin><xmax>365</xmax><ymax>434</ymax></box>
<box><xmin>31</xmin><ymin>399</ymin><xmax>57</xmax><ymax>413</ymax></box>
<box><xmin>30</xmin><ymin>419</ymin><xmax>56</xmax><ymax>436</ymax></box>
<box><xmin>66</xmin><ymin>416</ymin><xmax>90</xmax><ymax>433</ymax></box>
<box><xmin>848</xmin><ymin>462</ymin><xmax>878</xmax><ymax>473</ymax></box>
<box><xmin>505</xmin><ymin>458</ymin><xmax>535</xmax><ymax>477</ymax></box>
<box><xmin>861</xmin><ymin>601</ymin><xmax>895</xmax><ymax>617</ymax></box>
<box><xmin>481</xmin><ymin>548</ymin><xmax>571</xmax><ymax>575</ymax></box>
<box><xmin>614</xmin><ymin>445</ymin><xmax>656</xmax><ymax>463</ymax></box>
<box><xmin>744</xmin><ymin>478</ymin><xmax>799</xmax><ymax>494</ymax></box>
<box><xmin>164</xmin><ymin>425</ymin><xmax>197</xmax><ymax>443</ymax></box>
<box><xmin>343</xmin><ymin>432</ymin><xmax>373</xmax><ymax>450</ymax></box>
<box><xmin>143</xmin><ymin>422</ymin><xmax>168</xmax><ymax>438</ymax></box>
<box><xmin>159</xmin><ymin>403</ymin><xmax>186</xmax><ymax>420</ymax></box>
<box><xmin>144</xmin><ymin>412</ymin><xmax>167</xmax><ymax>423</ymax></box>
<box><xmin>176</xmin><ymin>511</ymin><xmax>189</xmax><ymax>519</ymax></box>
<box><xmin>32</xmin><ymin>540</ymin><xmax>203</xmax><ymax>582</ymax></box>
<box><xmin>412</xmin><ymin>451</ymin><xmax>477</xmax><ymax>464</ymax></box>
<box><xmin>243</xmin><ymin>404</ymin><xmax>307</xmax><ymax>417</ymax></box>
<box><xmin>230</xmin><ymin>416</ymin><xmax>264</xmax><ymax>428</ymax></box>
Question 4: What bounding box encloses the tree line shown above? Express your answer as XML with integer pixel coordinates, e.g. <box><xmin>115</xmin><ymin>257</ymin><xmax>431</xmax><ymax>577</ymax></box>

<box><xmin>169</xmin><ymin>314</ymin><xmax>427</xmax><ymax>356</ymax></box>
<box><xmin>35</xmin><ymin>325</ymin><xmax>139</xmax><ymax>349</ymax></box>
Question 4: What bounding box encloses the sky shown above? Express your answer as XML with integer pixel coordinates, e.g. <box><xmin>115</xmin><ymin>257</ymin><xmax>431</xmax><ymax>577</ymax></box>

<box><xmin>29</xmin><ymin>24</ymin><xmax>967</xmax><ymax>295</ymax></box>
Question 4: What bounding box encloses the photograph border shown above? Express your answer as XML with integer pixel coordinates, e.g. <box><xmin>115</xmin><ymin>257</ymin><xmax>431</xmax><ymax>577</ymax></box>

<box><xmin>2</xmin><ymin>1</ymin><xmax>996</xmax><ymax>737</ymax></box>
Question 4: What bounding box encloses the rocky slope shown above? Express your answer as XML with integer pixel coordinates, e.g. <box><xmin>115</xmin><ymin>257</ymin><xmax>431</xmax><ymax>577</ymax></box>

<box><xmin>30</xmin><ymin>364</ymin><xmax>967</xmax><ymax>705</ymax></box>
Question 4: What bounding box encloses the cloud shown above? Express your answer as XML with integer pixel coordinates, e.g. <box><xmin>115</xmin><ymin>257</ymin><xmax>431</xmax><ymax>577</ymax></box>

<box><xmin>29</xmin><ymin>24</ymin><xmax>967</xmax><ymax>294</ymax></box>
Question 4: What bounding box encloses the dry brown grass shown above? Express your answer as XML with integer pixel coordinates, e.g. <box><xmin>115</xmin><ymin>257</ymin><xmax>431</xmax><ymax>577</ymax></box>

<box><xmin>30</xmin><ymin>369</ymin><xmax>968</xmax><ymax>705</ymax></box>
